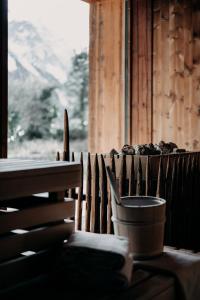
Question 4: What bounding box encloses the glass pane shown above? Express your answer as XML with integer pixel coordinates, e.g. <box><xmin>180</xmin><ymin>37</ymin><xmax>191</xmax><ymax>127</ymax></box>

<box><xmin>8</xmin><ymin>0</ymin><xmax>89</xmax><ymax>160</ymax></box>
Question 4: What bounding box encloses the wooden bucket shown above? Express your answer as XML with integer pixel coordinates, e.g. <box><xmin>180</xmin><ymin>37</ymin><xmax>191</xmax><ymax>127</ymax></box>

<box><xmin>111</xmin><ymin>196</ymin><xmax>166</xmax><ymax>260</ymax></box>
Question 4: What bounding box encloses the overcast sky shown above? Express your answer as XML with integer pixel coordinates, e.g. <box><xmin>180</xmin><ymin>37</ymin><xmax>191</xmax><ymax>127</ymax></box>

<box><xmin>8</xmin><ymin>0</ymin><xmax>89</xmax><ymax>52</ymax></box>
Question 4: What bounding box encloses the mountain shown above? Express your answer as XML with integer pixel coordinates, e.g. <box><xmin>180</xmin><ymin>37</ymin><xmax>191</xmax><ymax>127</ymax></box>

<box><xmin>8</xmin><ymin>20</ymin><xmax>68</xmax><ymax>85</ymax></box>
<box><xmin>8</xmin><ymin>19</ymin><xmax>89</xmax><ymax>142</ymax></box>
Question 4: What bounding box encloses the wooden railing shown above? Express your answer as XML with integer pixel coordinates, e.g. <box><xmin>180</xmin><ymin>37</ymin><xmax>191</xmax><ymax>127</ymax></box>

<box><xmin>56</xmin><ymin>149</ymin><xmax>200</xmax><ymax>252</ymax></box>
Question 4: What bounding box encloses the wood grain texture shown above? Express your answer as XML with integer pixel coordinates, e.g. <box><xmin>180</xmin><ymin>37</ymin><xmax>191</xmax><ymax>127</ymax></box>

<box><xmin>88</xmin><ymin>0</ymin><xmax>125</xmax><ymax>153</ymax></box>
<box><xmin>0</xmin><ymin>200</ymin><xmax>74</xmax><ymax>235</ymax></box>
<box><xmin>100</xmin><ymin>154</ymin><xmax>108</xmax><ymax>233</ymax></box>
<box><xmin>0</xmin><ymin>221</ymin><xmax>74</xmax><ymax>262</ymax></box>
<box><xmin>130</xmin><ymin>0</ymin><xmax>153</xmax><ymax>144</ymax></box>
<box><xmin>153</xmin><ymin>0</ymin><xmax>200</xmax><ymax>150</ymax></box>
<box><xmin>90</xmin><ymin>154</ymin><xmax>100</xmax><ymax>232</ymax></box>
<box><xmin>76</xmin><ymin>152</ymin><xmax>83</xmax><ymax>230</ymax></box>
<box><xmin>85</xmin><ymin>153</ymin><xmax>92</xmax><ymax>231</ymax></box>
<box><xmin>0</xmin><ymin>160</ymin><xmax>81</xmax><ymax>200</ymax></box>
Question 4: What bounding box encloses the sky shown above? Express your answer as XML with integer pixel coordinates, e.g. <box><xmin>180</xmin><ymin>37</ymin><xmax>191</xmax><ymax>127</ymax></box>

<box><xmin>8</xmin><ymin>0</ymin><xmax>89</xmax><ymax>52</ymax></box>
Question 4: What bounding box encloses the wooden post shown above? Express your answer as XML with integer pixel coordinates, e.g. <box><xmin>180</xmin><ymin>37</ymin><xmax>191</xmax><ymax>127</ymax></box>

<box><xmin>129</xmin><ymin>155</ymin><xmax>135</xmax><ymax>196</ymax></box>
<box><xmin>68</xmin><ymin>152</ymin><xmax>76</xmax><ymax>199</ymax></box>
<box><xmin>136</xmin><ymin>158</ymin><xmax>142</xmax><ymax>196</ymax></box>
<box><xmin>85</xmin><ymin>153</ymin><xmax>92</xmax><ymax>232</ymax></box>
<box><xmin>156</xmin><ymin>156</ymin><xmax>165</xmax><ymax>198</ymax></box>
<box><xmin>76</xmin><ymin>152</ymin><xmax>83</xmax><ymax>230</ymax></box>
<box><xmin>107</xmin><ymin>155</ymin><xmax>115</xmax><ymax>234</ymax></box>
<box><xmin>100</xmin><ymin>155</ymin><xmax>108</xmax><ymax>233</ymax></box>
<box><xmin>91</xmin><ymin>154</ymin><xmax>100</xmax><ymax>233</ymax></box>
<box><xmin>56</xmin><ymin>152</ymin><xmax>60</xmax><ymax>161</ymax></box>
<box><xmin>145</xmin><ymin>156</ymin><xmax>150</xmax><ymax>196</ymax></box>
<box><xmin>119</xmin><ymin>154</ymin><xmax>126</xmax><ymax>197</ymax></box>
<box><xmin>63</xmin><ymin>108</ymin><xmax>70</xmax><ymax>161</ymax></box>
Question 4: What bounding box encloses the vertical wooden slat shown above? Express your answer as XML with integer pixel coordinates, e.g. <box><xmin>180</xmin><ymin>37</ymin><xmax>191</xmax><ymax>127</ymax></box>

<box><xmin>183</xmin><ymin>0</ymin><xmax>193</xmax><ymax>150</ymax></box>
<box><xmin>192</xmin><ymin>0</ymin><xmax>200</xmax><ymax>150</ymax></box>
<box><xmin>170</xmin><ymin>156</ymin><xmax>177</xmax><ymax>246</ymax></box>
<box><xmin>100</xmin><ymin>155</ymin><xmax>108</xmax><ymax>233</ymax></box>
<box><xmin>153</xmin><ymin>0</ymin><xmax>161</xmax><ymax>143</ymax></box>
<box><xmin>91</xmin><ymin>154</ymin><xmax>100</xmax><ymax>233</ymax></box>
<box><xmin>131</xmin><ymin>0</ymin><xmax>153</xmax><ymax>144</ymax></box>
<box><xmin>136</xmin><ymin>158</ymin><xmax>143</xmax><ymax>196</ymax></box>
<box><xmin>145</xmin><ymin>156</ymin><xmax>150</xmax><ymax>196</ymax></box>
<box><xmin>164</xmin><ymin>155</ymin><xmax>171</xmax><ymax>245</ymax></box>
<box><xmin>129</xmin><ymin>155</ymin><xmax>135</xmax><ymax>196</ymax></box>
<box><xmin>56</xmin><ymin>152</ymin><xmax>60</xmax><ymax>161</ymax></box>
<box><xmin>63</xmin><ymin>151</ymin><xmax>67</xmax><ymax>162</ymax></box>
<box><xmin>76</xmin><ymin>152</ymin><xmax>83</xmax><ymax>231</ymax></box>
<box><xmin>190</xmin><ymin>154</ymin><xmax>197</xmax><ymax>250</ymax></box>
<box><xmin>63</xmin><ymin>108</ymin><xmax>70</xmax><ymax>161</ymax></box>
<box><xmin>165</xmin><ymin>156</ymin><xmax>171</xmax><ymax>201</ymax></box>
<box><xmin>181</xmin><ymin>156</ymin><xmax>187</xmax><ymax>248</ymax></box>
<box><xmin>107</xmin><ymin>155</ymin><xmax>115</xmax><ymax>234</ymax></box>
<box><xmin>160</xmin><ymin>0</ymin><xmax>170</xmax><ymax>141</ymax></box>
<box><xmin>196</xmin><ymin>153</ymin><xmax>200</xmax><ymax>250</ymax></box>
<box><xmin>175</xmin><ymin>156</ymin><xmax>183</xmax><ymax>247</ymax></box>
<box><xmin>85</xmin><ymin>153</ymin><xmax>92</xmax><ymax>232</ymax></box>
<box><xmin>68</xmin><ymin>152</ymin><xmax>76</xmax><ymax>199</ymax></box>
<box><xmin>119</xmin><ymin>154</ymin><xmax>126</xmax><ymax>197</ymax></box>
<box><xmin>185</xmin><ymin>154</ymin><xmax>192</xmax><ymax>248</ymax></box>
<box><xmin>156</xmin><ymin>156</ymin><xmax>165</xmax><ymax>198</ymax></box>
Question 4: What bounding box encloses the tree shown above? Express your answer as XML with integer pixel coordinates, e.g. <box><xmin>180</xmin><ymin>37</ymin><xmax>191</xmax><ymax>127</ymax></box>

<box><xmin>25</xmin><ymin>86</ymin><xmax>57</xmax><ymax>140</ymax></box>
<box><xmin>65</xmin><ymin>50</ymin><xmax>89</xmax><ymax>139</ymax></box>
<box><xmin>8</xmin><ymin>76</ymin><xmax>59</xmax><ymax>142</ymax></box>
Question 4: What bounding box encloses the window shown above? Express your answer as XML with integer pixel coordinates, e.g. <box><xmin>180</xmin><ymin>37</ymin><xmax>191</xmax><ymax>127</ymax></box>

<box><xmin>6</xmin><ymin>0</ymin><xmax>89</xmax><ymax>160</ymax></box>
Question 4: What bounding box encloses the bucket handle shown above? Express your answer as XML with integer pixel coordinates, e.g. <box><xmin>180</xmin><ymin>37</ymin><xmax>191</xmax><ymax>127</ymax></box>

<box><xmin>106</xmin><ymin>166</ymin><xmax>122</xmax><ymax>205</ymax></box>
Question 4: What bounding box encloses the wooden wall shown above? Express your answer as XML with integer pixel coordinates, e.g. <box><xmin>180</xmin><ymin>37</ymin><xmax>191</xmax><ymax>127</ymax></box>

<box><xmin>130</xmin><ymin>0</ymin><xmax>153</xmax><ymax>145</ymax></box>
<box><xmin>153</xmin><ymin>0</ymin><xmax>200</xmax><ymax>150</ymax></box>
<box><xmin>87</xmin><ymin>0</ymin><xmax>200</xmax><ymax>153</ymax></box>
<box><xmin>88</xmin><ymin>0</ymin><xmax>125</xmax><ymax>153</ymax></box>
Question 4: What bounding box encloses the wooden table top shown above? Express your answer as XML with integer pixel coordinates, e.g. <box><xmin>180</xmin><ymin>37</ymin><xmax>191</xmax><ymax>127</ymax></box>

<box><xmin>0</xmin><ymin>159</ymin><xmax>81</xmax><ymax>200</ymax></box>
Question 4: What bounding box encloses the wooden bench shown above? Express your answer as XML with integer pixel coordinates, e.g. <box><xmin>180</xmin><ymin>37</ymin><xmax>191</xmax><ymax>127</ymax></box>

<box><xmin>0</xmin><ymin>159</ymin><xmax>81</xmax><ymax>298</ymax></box>
<box><xmin>2</xmin><ymin>159</ymin><xmax>199</xmax><ymax>300</ymax></box>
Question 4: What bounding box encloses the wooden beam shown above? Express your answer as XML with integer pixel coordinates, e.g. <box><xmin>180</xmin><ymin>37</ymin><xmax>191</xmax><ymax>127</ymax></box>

<box><xmin>88</xmin><ymin>0</ymin><xmax>125</xmax><ymax>153</ymax></box>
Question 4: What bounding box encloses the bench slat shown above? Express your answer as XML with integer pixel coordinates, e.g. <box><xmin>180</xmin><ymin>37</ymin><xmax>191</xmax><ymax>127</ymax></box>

<box><xmin>0</xmin><ymin>199</ymin><xmax>74</xmax><ymax>235</ymax></box>
<box><xmin>0</xmin><ymin>221</ymin><xmax>74</xmax><ymax>262</ymax></box>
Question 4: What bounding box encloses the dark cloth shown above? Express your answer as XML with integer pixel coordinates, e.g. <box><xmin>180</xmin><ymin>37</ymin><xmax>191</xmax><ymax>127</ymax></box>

<box><xmin>134</xmin><ymin>247</ymin><xmax>200</xmax><ymax>300</ymax></box>
<box><xmin>52</xmin><ymin>231</ymin><xmax>133</xmax><ymax>293</ymax></box>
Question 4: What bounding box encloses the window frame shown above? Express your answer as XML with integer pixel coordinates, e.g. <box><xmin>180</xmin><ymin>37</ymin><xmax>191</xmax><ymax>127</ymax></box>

<box><xmin>0</xmin><ymin>0</ymin><xmax>8</xmax><ymax>158</ymax></box>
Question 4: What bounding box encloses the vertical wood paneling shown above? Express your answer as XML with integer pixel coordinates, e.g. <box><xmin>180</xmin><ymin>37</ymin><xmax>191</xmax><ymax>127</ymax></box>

<box><xmin>153</xmin><ymin>0</ymin><xmax>200</xmax><ymax>150</ymax></box>
<box><xmin>183</xmin><ymin>0</ymin><xmax>193</xmax><ymax>149</ymax></box>
<box><xmin>88</xmin><ymin>0</ymin><xmax>124</xmax><ymax>153</ymax></box>
<box><xmin>87</xmin><ymin>0</ymin><xmax>199</xmax><ymax>152</ymax></box>
<box><xmin>131</xmin><ymin>0</ymin><xmax>153</xmax><ymax>144</ymax></box>
<box><xmin>192</xmin><ymin>0</ymin><xmax>200</xmax><ymax>150</ymax></box>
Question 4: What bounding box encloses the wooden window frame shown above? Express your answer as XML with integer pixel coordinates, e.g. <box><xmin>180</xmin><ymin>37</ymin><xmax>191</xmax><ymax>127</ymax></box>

<box><xmin>0</xmin><ymin>0</ymin><xmax>8</xmax><ymax>158</ymax></box>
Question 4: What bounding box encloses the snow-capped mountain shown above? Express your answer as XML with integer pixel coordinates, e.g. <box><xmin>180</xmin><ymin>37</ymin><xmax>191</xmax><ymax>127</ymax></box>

<box><xmin>8</xmin><ymin>20</ymin><xmax>68</xmax><ymax>85</ymax></box>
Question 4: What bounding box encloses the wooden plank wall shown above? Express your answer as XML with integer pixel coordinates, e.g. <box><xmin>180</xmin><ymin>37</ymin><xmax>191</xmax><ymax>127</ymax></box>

<box><xmin>153</xmin><ymin>0</ymin><xmax>200</xmax><ymax>150</ymax></box>
<box><xmin>88</xmin><ymin>0</ymin><xmax>125</xmax><ymax>153</ymax></box>
<box><xmin>87</xmin><ymin>0</ymin><xmax>200</xmax><ymax>153</ymax></box>
<box><xmin>130</xmin><ymin>0</ymin><xmax>153</xmax><ymax>145</ymax></box>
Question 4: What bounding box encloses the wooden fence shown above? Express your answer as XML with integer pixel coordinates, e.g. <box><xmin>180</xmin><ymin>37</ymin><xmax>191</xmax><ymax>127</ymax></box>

<box><xmin>57</xmin><ymin>150</ymin><xmax>200</xmax><ymax>252</ymax></box>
